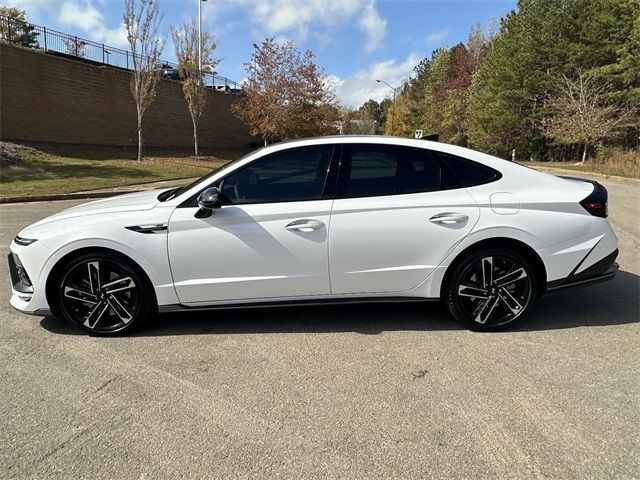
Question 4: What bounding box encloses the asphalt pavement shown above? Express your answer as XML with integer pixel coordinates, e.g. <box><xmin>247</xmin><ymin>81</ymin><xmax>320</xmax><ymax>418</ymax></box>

<box><xmin>0</xmin><ymin>176</ymin><xmax>638</xmax><ymax>479</ymax></box>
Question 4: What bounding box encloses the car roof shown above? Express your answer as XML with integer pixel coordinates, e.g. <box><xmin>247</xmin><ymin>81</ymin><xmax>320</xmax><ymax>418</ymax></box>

<box><xmin>254</xmin><ymin>135</ymin><xmax>514</xmax><ymax>170</ymax></box>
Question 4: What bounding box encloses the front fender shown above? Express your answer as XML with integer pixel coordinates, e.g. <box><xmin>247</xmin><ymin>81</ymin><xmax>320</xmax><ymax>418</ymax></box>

<box><xmin>27</xmin><ymin>208</ymin><xmax>179</xmax><ymax>310</ymax></box>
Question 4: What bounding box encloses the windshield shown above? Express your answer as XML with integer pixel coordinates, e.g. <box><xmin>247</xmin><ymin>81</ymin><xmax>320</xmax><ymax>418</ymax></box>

<box><xmin>158</xmin><ymin>152</ymin><xmax>256</xmax><ymax>202</ymax></box>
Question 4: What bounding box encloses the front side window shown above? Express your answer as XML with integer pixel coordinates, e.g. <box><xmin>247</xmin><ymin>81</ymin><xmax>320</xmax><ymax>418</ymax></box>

<box><xmin>338</xmin><ymin>145</ymin><xmax>456</xmax><ymax>198</ymax></box>
<box><xmin>220</xmin><ymin>145</ymin><xmax>334</xmax><ymax>204</ymax></box>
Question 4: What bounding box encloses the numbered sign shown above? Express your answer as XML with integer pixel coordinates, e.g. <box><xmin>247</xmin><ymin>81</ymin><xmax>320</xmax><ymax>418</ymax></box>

<box><xmin>414</xmin><ymin>129</ymin><xmax>423</xmax><ymax>139</ymax></box>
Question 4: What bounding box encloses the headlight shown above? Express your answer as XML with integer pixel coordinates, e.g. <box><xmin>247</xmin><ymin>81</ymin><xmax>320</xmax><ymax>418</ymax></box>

<box><xmin>14</xmin><ymin>236</ymin><xmax>38</xmax><ymax>246</ymax></box>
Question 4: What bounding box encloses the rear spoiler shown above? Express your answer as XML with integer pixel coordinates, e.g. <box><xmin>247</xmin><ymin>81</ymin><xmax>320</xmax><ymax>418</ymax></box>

<box><xmin>556</xmin><ymin>175</ymin><xmax>600</xmax><ymax>186</ymax></box>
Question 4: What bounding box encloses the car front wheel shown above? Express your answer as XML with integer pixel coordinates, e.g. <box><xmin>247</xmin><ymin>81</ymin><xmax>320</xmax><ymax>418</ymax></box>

<box><xmin>446</xmin><ymin>249</ymin><xmax>536</xmax><ymax>331</ymax></box>
<box><xmin>57</xmin><ymin>252</ymin><xmax>155</xmax><ymax>335</ymax></box>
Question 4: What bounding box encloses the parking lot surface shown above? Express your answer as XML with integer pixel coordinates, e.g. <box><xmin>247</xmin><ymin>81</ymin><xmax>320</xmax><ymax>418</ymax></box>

<box><xmin>1</xmin><ymin>176</ymin><xmax>638</xmax><ymax>479</ymax></box>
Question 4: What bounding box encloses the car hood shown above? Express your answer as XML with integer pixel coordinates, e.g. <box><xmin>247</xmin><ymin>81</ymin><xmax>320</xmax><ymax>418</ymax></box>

<box><xmin>25</xmin><ymin>189</ymin><xmax>164</xmax><ymax>229</ymax></box>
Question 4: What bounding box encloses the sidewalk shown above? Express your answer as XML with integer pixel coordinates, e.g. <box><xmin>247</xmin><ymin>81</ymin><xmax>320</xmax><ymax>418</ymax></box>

<box><xmin>0</xmin><ymin>177</ymin><xmax>199</xmax><ymax>204</ymax></box>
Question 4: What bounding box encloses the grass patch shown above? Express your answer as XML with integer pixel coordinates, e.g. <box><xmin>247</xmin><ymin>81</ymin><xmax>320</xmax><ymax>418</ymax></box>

<box><xmin>0</xmin><ymin>142</ymin><xmax>249</xmax><ymax>197</ymax></box>
<box><xmin>520</xmin><ymin>150</ymin><xmax>640</xmax><ymax>179</ymax></box>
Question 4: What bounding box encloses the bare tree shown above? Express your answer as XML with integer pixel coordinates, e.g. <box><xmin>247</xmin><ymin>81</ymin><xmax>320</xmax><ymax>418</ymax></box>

<box><xmin>63</xmin><ymin>36</ymin><xmax>88</xmax><ymax>57</ymax></box>
<box><xmin>544</xmin><ymin>70</ymin><xmax>627</xmax><ymax>163</ymax></box>
<box><xmin>171</xmin><ymin>21</ymin><xmax>218</xmax><ymax>156</ymax></box>
<box><xmin>123</xmin><ymin>0</ymin><xmax>164</xmax><ymax>161</ymax></box>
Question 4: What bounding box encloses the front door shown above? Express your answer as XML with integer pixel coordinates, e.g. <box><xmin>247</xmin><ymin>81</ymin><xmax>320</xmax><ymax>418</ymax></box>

<box><xmin>168</xmin><ymin>145</ymin><xmax>335</xmax><ymax>304</ymax></box>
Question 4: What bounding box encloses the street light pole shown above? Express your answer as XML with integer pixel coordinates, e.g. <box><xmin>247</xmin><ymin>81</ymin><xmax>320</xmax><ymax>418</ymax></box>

<box><xmin>376</xmin><ymin>79</ymin><xmax>399</xmax><ymax>135</ymax></box>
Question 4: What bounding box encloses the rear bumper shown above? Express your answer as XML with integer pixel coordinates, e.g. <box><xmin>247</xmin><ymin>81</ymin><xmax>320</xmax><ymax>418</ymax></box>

<box><xmin>546</xmin><ymin>249</ymin><xmax>619</xmax><ymax>293</ymax></box>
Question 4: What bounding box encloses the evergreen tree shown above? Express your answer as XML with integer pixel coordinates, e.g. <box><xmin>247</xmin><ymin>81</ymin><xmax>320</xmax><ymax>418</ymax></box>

<box><xmin>0</xmin><ymin>7</ymin><xmax>38</xmax><ymax>48</ymax></box>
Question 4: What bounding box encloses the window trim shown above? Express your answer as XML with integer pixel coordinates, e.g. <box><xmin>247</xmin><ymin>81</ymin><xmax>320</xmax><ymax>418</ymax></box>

<box><xmin>179</xmin><ymin>144</ymin><xmax>339</xmax><ymax>208</ymax></box>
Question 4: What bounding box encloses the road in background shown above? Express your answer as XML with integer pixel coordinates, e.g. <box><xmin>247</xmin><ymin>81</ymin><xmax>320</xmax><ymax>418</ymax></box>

<box><xmin>1</xmin><ymin>176</ymin><xmax>638</xmax><ymax>479</ymax></box>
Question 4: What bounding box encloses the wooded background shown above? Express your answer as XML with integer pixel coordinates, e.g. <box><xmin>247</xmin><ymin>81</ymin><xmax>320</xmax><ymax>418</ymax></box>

<box><xmin>377</xmin><ymin>0</ymin><xmax>638</xmax><ymax>162</ymax></box>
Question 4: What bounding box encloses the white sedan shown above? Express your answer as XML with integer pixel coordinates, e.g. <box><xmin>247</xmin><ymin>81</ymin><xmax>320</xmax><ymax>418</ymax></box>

<box><xmin>9</xmin><ymin>136</ymin><xmax>618</xmax><ymax>335</ymax></box>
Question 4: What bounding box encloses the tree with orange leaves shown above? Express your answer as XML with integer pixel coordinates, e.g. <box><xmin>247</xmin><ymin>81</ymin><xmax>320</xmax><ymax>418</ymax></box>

<box><xmin>232</xmin><ymin>39</ymin><xmax>338</xmax><ymax>145</ymax></box>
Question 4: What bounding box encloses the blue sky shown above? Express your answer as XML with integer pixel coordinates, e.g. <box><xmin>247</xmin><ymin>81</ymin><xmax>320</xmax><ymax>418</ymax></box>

<box><xmin>8</xmin><ymin>0</ymin><xmax>516</xmax><ymax>107</ymax></box>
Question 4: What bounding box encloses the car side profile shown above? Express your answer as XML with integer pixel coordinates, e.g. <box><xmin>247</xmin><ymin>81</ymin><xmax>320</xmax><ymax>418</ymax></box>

<box><xmin>9</xmin><ymin>136</ymin><xmax>619</xmax><ymax>335</ymax></box>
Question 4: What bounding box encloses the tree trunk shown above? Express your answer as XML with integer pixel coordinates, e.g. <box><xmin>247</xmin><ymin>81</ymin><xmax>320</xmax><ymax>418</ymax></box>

<box><xmin>263</xmin><ymin>136</ymin><xmax>268</xmax><ymax>146</ymax></box>
<box><xmin>192</xmin><ymin>116</ymin><xmax>199</xmax><ymax>157</ymax></box>
<box><xmin>581</xmin><ymin>143</ymin><xmax>587</xmax><ymax>164</ymax></box>
<box><xmin>137</xmin><ymin>108</ymin><xmax>143</xmax><ymax>162</ymax></box>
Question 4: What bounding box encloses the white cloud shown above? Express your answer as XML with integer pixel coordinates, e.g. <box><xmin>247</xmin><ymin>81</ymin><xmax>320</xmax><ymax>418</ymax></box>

<box><xmin>57</xmin><ymin>1</ymin><xmax>127</xmax><ymax>47</ymax></box>
<box><xmin>5</xmin><ymin>0</ymin><xmax>57</xmax><ymax>11</ymax></box>
<box><xmin>425</xmin><ymin>29</ymin><xmax>448</xmax><ymax>43</ymax></box>
<box><xmin>5</xmin><ymin>0</ymin><xmax>60</xmax><ymax>22</ymax></box>
<box><xmin>233</xmin><ymin>0</ymin><xmax>387</xmax><ymax>52</ymax></box>
<box><xmin>331</xmin><ymin>52</ymin><xmax>420</xmax><ymax>108</ymax></box>
<box><xmin>359</xmin><ymin>0</ymin><xmax>386</xmax><ymax>52</ymax></box>
<box><xmin>9</xmin><ymin>0</ymin><xmax>128</xmax><ymax>48</ymax></box>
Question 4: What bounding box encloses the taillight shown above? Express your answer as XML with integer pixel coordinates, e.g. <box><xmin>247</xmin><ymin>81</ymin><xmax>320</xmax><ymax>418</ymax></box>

<box><xmin>580</xmin><ymin>182</ymin><xmax>608</xmax><ymax>218</ymax></box>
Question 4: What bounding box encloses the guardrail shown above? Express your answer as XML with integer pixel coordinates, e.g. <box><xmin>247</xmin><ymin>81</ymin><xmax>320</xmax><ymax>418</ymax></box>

<box><xmin>0</xmin><ymin>14</ymin><xmax>241</xmax><ymax>92</ymax></box>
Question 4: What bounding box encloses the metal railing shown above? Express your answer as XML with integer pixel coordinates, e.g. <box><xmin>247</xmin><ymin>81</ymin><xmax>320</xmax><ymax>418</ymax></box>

<box><xmin>0</xmin><ymin>14</ymin><xmax>241</xmax><ymax>92</ymax></box>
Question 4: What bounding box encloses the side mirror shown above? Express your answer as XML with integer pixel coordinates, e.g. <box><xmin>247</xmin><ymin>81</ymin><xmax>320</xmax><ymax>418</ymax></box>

<box><xmin>195</xmin><ymin>187</ymin><xmax>221</xmax><ymax>218</ymax></box>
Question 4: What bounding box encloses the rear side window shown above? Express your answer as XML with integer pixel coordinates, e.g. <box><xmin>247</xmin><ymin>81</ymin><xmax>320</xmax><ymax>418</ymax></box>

<box><xmin>339</xmin><ymin>145</ymin><xmax>457</xmax><ymax>198</ymax></box>
<box><xmin>438</xmin><ymin>152</ymin><xmax>501</xmax><ymax>187</ymax></box>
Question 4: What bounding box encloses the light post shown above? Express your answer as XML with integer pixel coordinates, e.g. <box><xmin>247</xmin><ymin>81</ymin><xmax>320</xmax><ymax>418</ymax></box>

<box><xmin>198</xmin><ymin>0</ymin><xmax>207</xmax><ymax>71</ymax></box>
<box><xmin>376</xmin><ymin>79</ymin><xmax>399</xmax><ymax>135</ymax></box>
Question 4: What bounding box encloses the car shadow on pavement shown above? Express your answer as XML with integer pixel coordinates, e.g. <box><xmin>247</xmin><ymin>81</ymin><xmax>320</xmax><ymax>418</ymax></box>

<box><xmin>40</xmin><ymin>270</ymin><xmax>639</xmax><ymax>336</ymax></box>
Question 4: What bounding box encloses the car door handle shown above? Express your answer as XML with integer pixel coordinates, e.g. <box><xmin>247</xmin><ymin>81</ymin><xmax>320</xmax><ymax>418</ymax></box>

<box><xmin>429</xmin><ymin>213</ymin><xmax>469</xmax><ymax>225</ymax></box>
<box><xmin>285</xmin><ymin>219</ymin><xmax>325</xmax><ymax>232</ymax></box>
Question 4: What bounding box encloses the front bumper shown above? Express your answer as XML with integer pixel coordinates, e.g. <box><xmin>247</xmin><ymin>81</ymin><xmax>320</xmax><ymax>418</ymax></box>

<box><xmin>546</xmin><ymin>249</ymin><xmax>619</xmax><ymax>292</ymax></box>
<box><xmin>8</xmin><ymin>250</ymin><xmax>51</xmax><ymax>316</ymax></box>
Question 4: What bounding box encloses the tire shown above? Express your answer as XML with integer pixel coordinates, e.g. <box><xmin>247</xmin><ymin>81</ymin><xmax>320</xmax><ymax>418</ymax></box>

<box><xmin>56</xmin><ymin>252</ymin><xmax>156</xmax><ymax>335</ymax></box>
<box><xmin>445</xmin><ymin>248</ymin><xmax>537</xmax><ymax>331</ymax></box>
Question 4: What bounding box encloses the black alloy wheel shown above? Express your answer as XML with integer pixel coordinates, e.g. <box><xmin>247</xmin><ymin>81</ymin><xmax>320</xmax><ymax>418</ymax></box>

<box><xmin>447</xmin><ymin>249</ymin><xmax>536</xmax><ymax>331</ymax></box>
<box><xmin>57</xmin><ymin>253</ymin><xmax>154</xmax><ymax>335</ymax></box>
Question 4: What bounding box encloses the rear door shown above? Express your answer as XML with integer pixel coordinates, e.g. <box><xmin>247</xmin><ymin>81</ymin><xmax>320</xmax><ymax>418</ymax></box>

<box><xmin>328</xmin><ymin>144</ymin><xmax>480</xmax><ymax>295</ymax></box>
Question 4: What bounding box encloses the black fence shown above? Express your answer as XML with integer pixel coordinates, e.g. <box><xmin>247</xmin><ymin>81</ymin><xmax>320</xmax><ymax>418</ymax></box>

<box><xmin>0</xmin><ymin>14</ymin><xmax>241</xmax><ymax>92</ymax></box>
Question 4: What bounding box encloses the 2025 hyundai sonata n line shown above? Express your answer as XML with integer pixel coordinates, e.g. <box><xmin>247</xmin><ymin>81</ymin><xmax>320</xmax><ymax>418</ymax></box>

<box><xmin>9</xmin><ymin>136</ymin><xmax>618</xmax><ymax>335</ymax></box>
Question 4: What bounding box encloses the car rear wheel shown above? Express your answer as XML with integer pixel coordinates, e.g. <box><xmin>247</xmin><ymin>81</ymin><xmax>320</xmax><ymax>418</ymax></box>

<box><xmin>57</xmin><ymin>252</ymin><xmax>155</xmax><ymax>335</ymax></box>
<box><xmin>446</xmin><ymin>249</ymin><xmax>536</xmax><ymax>331</ymax></box>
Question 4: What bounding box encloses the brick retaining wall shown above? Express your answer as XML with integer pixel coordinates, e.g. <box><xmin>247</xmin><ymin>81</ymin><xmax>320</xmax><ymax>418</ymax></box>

<box><xmin>0</xmin><ymin>43</ymin><xmax>254</xmax><ymax>148</ymax></box>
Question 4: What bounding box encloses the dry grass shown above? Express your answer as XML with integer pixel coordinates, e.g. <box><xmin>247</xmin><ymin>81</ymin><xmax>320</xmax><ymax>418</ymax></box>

<box><xmin>520</xmin><ymin>149</ymin><xmax>640</xmax><ymax>179</ymax></box>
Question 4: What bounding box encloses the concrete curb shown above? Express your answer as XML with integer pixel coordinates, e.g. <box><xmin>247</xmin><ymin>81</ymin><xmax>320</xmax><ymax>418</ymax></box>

<box><xmin>0</xmin><ymin>177</ymin><xmax>199</xmax><ymax>204</ymax></box>
<box><xmin>0</xmin><ymin>190</ymin><xmax>125</xmax><ymax>204</ymax></box>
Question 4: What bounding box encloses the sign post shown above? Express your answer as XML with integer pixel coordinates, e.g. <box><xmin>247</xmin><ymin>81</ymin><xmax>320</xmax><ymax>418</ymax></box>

<box><xmin>414</xmin><ymin>129</ymin><xmax>423</xmax><ymax>139</ymax></box>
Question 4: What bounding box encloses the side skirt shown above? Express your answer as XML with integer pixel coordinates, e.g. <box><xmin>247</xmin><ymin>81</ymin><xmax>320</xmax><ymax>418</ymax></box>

<box><xmin>158</xmin><ymin>296</ymin><xmax>440</xmax><ymax>314</ymax></box>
